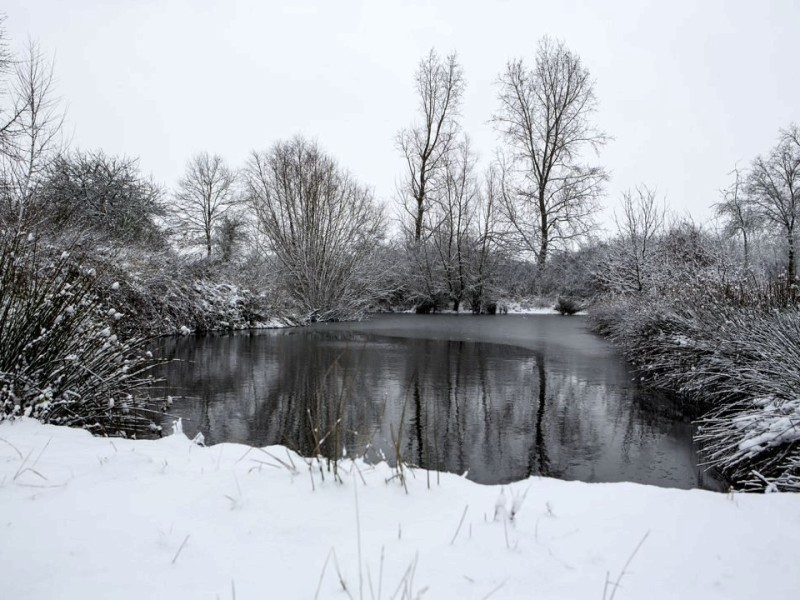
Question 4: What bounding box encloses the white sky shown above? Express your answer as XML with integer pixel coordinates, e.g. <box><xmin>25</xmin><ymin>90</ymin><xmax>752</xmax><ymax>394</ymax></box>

<box><xmin>4</xmin><ymin>0</ymin><xmax>799</xmax><ymax>234</ymax></box>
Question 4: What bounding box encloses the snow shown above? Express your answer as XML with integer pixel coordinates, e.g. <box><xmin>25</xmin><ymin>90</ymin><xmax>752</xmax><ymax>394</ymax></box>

<box><xmin>1</xmin><ymin>420</ymin><xmax>799</xmax><ymax>600</ymax></box>
<box><xmin>735</xmin><ymin>401</ymin><xmax>800</xmax><ymax>458</ymax></box>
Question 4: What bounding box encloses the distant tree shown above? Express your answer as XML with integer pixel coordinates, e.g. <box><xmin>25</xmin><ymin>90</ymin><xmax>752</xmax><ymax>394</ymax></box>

<box><xmin>493</xmin><ymin>37</ymin><xmax>608</xmax><ymax>266</ymax></box>
<box><xmin>39</xmin><ymin>150</ymin><xmax>164</xmax><ymax>245</ymax></box>
<box><xmin>597</xmin><ymin>186</ymin><xmax>665</xmax><ymax>294</ymax></box>
<box><xmin>746</xmin><ymin>125</ymin><xmax>800</xmax><ymax>286</ymax></box>
<box><xmin>0</xmin><ymin>14</ymin><xmax>18</xmax><ymax>154</ymax></box>
<box><xmin>214</xmin><ymin>213</ymin><xmax>247</xmax><ymax>263</ymax></box>
<box><xmin>172</xmin><ymin>152</ymin><xmax>238</xmax><ymax>257</ymax></box>
<box><xmin>0</xmin><ymin>39</ymin><xmax>64</xmax><ymax>228</ymax></box>
<box><xmin>715</xmin><ymin>167</ymin><xmax>762</xmax><ymax>271</ymax></box>
<box><xmin>243</xmin><ymin>136</ymin><xmax>385</xmax><ymax>320</ymax></box>
<box><xmin>467</xmin><ymin>163</ymin><xmax>504</xmax><ymax>311</ymax></box>
<box><xmin>398</xmin><ymin>139</ymin><xmax>505</xmax><ymax>313</ymax></box>
<box><xmin>397</xmin><ymin>49</ymin><xmax>464</xmax><ymax>242</ymax></box>
<box><xmin>430</xmin><ymin>137</ymin><xmax>478</xmax><ymax>311</ymax></box>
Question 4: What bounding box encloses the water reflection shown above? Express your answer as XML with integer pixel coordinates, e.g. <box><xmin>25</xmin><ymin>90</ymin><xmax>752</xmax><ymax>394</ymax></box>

<box><xmin>152</xmin><ymin>314</ymin><xmax>722</xmax><ymax>489</ymax></box>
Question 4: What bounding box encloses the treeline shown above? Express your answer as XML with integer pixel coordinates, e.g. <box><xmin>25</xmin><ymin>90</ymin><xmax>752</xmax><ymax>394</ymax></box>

<box><xmin>1</xmin><ymin>30</ymin><xmax>613</xmax><ymax>326</ymax></box>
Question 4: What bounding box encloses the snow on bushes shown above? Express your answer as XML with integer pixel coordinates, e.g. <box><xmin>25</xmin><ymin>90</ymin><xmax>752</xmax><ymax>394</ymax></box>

<box><xmin>0</xmin><ymin>231</ymin><xmax>159</xmax><ymax>435</ymax></box>
<box><xmin>592</xmin><ymin>300</ymin><xmax>800</xmax><ymax>491</ymax></box>
<box><xmin>98</xmin><ymin>249</ymin><xmax>288</xmax><ymax>337</ymax></box>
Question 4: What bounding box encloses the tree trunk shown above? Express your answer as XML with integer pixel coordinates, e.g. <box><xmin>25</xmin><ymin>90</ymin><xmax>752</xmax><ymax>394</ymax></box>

<box><xmin>742</xmin><ymin>230</ymin><xmax>749</xmax><ymax>272</ymax></box>
<box><xmin>414</xmin><ymin>201</ymin><xmax>424</xmax><ymax>241</ymax></box>
<box><xmin>787</xmin><ymin>228</ymin><xmax>796</xmax><ymax>290</ymax></box>
<box><xmin>537</xmin><ymin>190</ymin><xmax>548</xmax><ymax>266</ymax></box>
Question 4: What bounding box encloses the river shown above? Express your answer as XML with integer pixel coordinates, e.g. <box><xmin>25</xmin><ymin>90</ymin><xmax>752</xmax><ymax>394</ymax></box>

<box><xmin>153</xmin><ymin>314</ymin><xmax>723</xmax><ymax>489</ymax></box>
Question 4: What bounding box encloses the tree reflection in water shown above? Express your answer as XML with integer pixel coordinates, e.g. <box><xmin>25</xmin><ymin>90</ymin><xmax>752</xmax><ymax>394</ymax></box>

<box><xmin>153</xmin><ymin>315</ymin><xmax>723</xmax><ymax>489</ymax></box>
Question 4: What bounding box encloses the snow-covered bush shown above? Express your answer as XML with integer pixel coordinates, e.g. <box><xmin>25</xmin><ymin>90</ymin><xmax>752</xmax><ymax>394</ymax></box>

<box><xmin>87</xmin><ymin>248</ymin><xmax>283</xmax><ymax>337</ymax></box>
<box><xmin>0</xmin><ymin>231</ymin><xmax>159</xmax><ymax>435</ymax></box>
<box><xmin>592</xmin><ymin>298</ymin><xmax>800</xmax><ymax>491</ymax></box>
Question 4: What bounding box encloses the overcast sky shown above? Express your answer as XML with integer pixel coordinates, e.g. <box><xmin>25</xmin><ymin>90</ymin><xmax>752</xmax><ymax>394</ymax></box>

<box><xmin>4</xmin><ymin>0</ymin><xmax>799</xmax><ymax>233</ymax></box>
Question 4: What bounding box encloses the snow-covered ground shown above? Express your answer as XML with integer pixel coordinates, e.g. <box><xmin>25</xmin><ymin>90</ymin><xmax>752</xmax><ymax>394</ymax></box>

<box><xmin>1</xmin><ymin>420</ymin><xmax>798</xmax><ymax>599</ymax></box>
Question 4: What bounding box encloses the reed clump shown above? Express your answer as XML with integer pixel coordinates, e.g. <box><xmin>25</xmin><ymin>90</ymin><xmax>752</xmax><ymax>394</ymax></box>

<box><xmin>0</xmin><ymin>230</ymin><xmax>160</xmax><ymax>436</ymax></box>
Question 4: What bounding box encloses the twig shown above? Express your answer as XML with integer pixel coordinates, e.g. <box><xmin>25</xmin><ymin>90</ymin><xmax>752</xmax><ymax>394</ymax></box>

<box><xmin>314</xmin><ymin>549</ymin><xmax>333</xmax><ymax>599</ymax></box>
<box><xmin>605</xmin><ymin>531</ymin><xmax>650</xmax><ymax>600</ymax></box>
<box><xmin>0</xmin><ymin>437</ymin><xmax>23</xmax><ymax>459</ymax></box>
<box><xmin>481</xmin><ymin>579</ymin><xmax>508</xmax><ymax>599</ymax></box>
<box><xmin>354</xmin><ymin>471</ymin><xmax>364</xmax><ymax>600</ymax></box>
<box><xmin>378</xmin><ymin>545</ymin><xmax>385</xmax><ymax>600</ymax></box>
<box><xmin>32</xmin><ymin>437</ymin><xmax>52</xmax><ymax>470</ymax></box>
<box><xmin>332</xmin><ymin>549</ymin><xmax>354</xmax><ymax>599</ymax></box>
<box><xmin>171</xmin><ymin>534</ymin><xmax>190</xmax><ymax>565</ymax></box>
<box><xmin>450</xmin><ymin>505</ymin><xmax>469</xmax><ymax>545</ymax></box>
<box><xmin>13</xmin><ymin>448</ymin><xmax>34</xmax><ymax>481</ymax></box>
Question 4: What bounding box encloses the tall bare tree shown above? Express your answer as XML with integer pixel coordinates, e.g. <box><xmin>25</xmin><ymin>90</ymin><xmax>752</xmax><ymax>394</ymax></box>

<box><xmin>0</xmin><ymin>15</ymin><xmax>19</xmax><ymax>152</ymax></box>
<box><xmin>173</xmin><ymin>152</ymin><xmax>238</xmax><ymax>257</ymax></box>
<box><xmin>430</xmin><ymin>136</ymin><xmax>478</xmax><ymax>311</ymax></box>
<box><xmin>243</xmin><ymin>136</ymin><xmax>385</xmax><ymax>321</ymax></box>
<box><xmin>397</xmin><ymin>49</ymin><xmax>464</xmax><ymax>242</ymax></box>
<box><xmin>746</xmin><ymin>124</ymin><xmax>800</xmax><ymax>286</ymax></box>
<box><xmin>715</xmin><ymin>167</ymin><xmax>761</xmax><ymax>271</ymax></box>
<box><xmin>466</xmin><ymin>163</ymin><xmax>503</xmax><ymax>311</ymax></box>
<box><xmin>493</xmin><ymin>37</ymin><xmax>607</xmax><ymax>266</ymax></box>
<box><xmin>0</xmin><ymin>40</ymin><xmax>64</xmax><ymax>228</ymax></box>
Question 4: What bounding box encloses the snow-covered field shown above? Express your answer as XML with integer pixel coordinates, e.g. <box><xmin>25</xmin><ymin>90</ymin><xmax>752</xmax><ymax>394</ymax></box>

<box><xmin>1</xmin><ymin>420</ymin><xmax>798</xmax><ymax>599</ymax></box>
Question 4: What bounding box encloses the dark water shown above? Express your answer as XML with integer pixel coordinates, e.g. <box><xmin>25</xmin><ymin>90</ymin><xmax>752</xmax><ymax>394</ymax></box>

<box><xmin>152</xmin><ymin>314</ymin><xmax>723</xmax><ymax>490</ymax></box>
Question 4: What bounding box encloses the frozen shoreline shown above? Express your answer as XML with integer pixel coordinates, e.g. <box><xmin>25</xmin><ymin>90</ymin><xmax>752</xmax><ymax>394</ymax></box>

<box><xmin>1</xmin><ymin>420</ymin><xmax>798</xmax><ymax>599</ymax></box>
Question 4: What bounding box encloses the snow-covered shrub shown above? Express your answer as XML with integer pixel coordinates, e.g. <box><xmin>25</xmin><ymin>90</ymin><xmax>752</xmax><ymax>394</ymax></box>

<box><xmin>92</xmin><ymin>248</ymin><xmax>282</xmax><ymax>337</ymax></box>
<box><xmin>0</xmin><ymin>231</ymin><xmax>159</xmax><ymax>435</ymax></box>
<box><xmin>592</xmin><ymin>298</ymin><xmax>800</xmax><ymax>491</ymax></box>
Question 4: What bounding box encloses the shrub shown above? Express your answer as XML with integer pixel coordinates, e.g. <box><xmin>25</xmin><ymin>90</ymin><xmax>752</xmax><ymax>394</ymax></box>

<box><xmin>0</xmin><ymin>231</ymin><xmax>159</xmax><ymax>436</ymax></box>
<box><xmin>555</xmin><ymin>296</ymin><xmax>581</xmax><ymax>315</ymax></box>
<box><xmin>592</xmin><ymin>297</ymin><xmax>800</xmax><ymax>491</ymax></box>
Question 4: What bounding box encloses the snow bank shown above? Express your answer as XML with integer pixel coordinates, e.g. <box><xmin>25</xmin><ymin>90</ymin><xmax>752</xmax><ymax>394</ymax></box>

<box><xmin>1</xmin><ymin>420</ymin><xmax>798</xmax><ymax>599</ymax></box>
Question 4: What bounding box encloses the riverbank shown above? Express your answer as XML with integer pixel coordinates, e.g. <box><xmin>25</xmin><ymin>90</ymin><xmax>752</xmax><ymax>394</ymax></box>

<box><xmin>1</xmin><ymin>419</ymin><xmax>798</xmax><ymax>600</ymax></box>
<box><xmin>591</xmin><ymin>299</ymin><xmax>800</xmax><ymax>492</ymax></box>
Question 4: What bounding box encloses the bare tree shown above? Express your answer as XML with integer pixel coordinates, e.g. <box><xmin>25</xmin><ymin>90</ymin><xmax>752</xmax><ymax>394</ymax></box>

<box><xmin>0</xmin><ymin>40</ymin><xmax>64</xmax><ymax>228</ymax></box>
<box><xmin>243</xmin><ymin>136</ymin><xmax>385</xmax><ymax>321</ymax></box>
<box><xmin>173</xmin><ymin>152</ymin><xmax>238</xmax><ymax>257</ymax></box>
<box><xmin>397</xmin><ymin>49</ymin><xmax>464</xmax><ymax>242</ymax></box>
<box><xmin>746</xmin><ymin>124</ymin><xmax>800</xmax><ymax>286</ymax></box>
<box><xmin>714</xmin><ymin>166</ymin><xmax>761</xmax><ymax>271</ymax></box>
<box><xmin>468</xmin><ymin>163</ymin><xmax>503</xmax><ymax>310</ymax></box>
<box><xmin>0</xmin><ymin>15</ymin><xmax>19</xmax><ymax>151</ymax></box>
<box><xmin>429</xmin><ymin>136</ymin><xmax>479</xmax><ymax>311</ymax></box>
<box><xmin>493</xmin><ymin>37</ymin><xmax>608</xmax><ymax>266</ymax></box>
<box><xmin>597</xmin><ymin>185</ymin><xmax>665</xmax><ymax>294</ymax></box>
<box><xmin>0</xmin><ymin>15</ymin><xmax>23</xmax><ymax>160</ymax></box>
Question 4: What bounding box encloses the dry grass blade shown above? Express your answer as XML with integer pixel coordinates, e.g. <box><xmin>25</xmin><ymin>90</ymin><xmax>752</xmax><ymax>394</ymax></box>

<box><xmin>0</xmin><ymin>437</ymin><xmax>23</xmax><ymax>459</ymax></box>
<box><xmin>450</xmin><ymin>505</ymin><xmax>469</xmax><ymax>545</ymax></box>
<box><xmin>604</xmin><ymin>531</ymin><xmax>650</xmax><ymax>600</ymax></box>
<box><xmin>171</xmin><ymin>534</ymin><xmax>190</xmax><ymax>565</ymax></box>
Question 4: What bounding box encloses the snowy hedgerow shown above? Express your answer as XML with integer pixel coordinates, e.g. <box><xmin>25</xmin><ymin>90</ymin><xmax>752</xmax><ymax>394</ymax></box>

<box><xmin>0</xmin><ymin>231</ymin><xmax>160</xmax><ymax>436</ymax></box>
